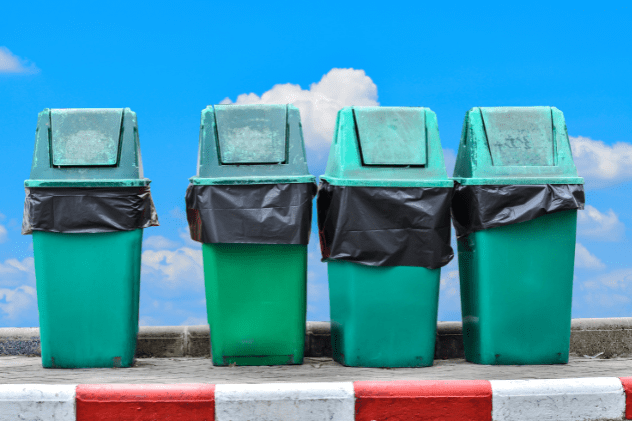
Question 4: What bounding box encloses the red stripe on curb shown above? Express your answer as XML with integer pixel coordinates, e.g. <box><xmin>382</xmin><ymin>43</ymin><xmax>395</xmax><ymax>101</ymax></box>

<box><xmin>622</xmin><ymin>377</ymin><xmax>632</xmax><ymax>420</ymax></box>
<box><xmin>76</xmin><ymin>384</ymin><xmax>215</xmax><ymax>421</ymax></box>
<box><xmin>354</xmin><ymin>380</ymin><xmax>492</xmax><ymax>421</ymax></box>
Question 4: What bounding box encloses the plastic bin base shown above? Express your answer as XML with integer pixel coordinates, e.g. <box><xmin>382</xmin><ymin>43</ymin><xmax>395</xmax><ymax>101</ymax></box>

<box><xmin>203</xmin><ymin>243</ymin><xmax>307</xmax><ymax>366</ymax></box>
<box><xmin>328</xmin><ymin>260</ymin><xmax>440</xmax><ymax>368</ymax></box>
<box><xmin>33</xmin><ymin>230</ymin><xmax>142</xmax><ymax>368</ymax></box>
<box><xmin>458</xmin><ymin>210</ymin><xmax>577</xmax><ymax>365</ymax></box>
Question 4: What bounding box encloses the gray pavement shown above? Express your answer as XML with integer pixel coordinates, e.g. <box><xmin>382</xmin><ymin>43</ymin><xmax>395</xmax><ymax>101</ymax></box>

<box><xmin>0</xmin><ymin>356</ymin><xmax>629</xmax><ymax>384</ymax></box>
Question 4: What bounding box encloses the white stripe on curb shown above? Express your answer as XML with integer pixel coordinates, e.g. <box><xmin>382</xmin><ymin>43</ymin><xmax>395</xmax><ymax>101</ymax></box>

<box><xmin>491</xmin><ymin>377</ymin><xmax>626</xmax><ymax>421</ymax></box>
<box><xmin>0</xmin><ymin>384</ymin><xmax>76</xmax><ymax>421</ymax></box>
<box><xmin>215</xmin><ymin>382</ymin><xmax>355</xmax><ymax>421</ymax></box>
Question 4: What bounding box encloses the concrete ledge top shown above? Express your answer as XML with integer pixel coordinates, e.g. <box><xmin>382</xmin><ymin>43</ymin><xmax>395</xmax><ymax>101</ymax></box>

<box><xmin>0</xmin><ymin>318</ymin><xmax>631</xmax><ymax>359</ymax></box>
<box><xmin>2</xmin><ymin>317</ymin><xmax>631</xmax><ymax>339</ymax></box>
<box><xmin>570</xmin><ymin>317</ymin><xmax>632</xmax><ymax>330</ymax></box>
<box><xmin>0</xmin><ymin>328</ymin><xmax>40</xmax><ymax>339</ymax></box>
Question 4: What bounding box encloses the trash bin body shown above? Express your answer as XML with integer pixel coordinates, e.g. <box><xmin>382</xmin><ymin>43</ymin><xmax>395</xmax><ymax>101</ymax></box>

<box><xmin>458</xmin><ymin>211</ymin><xmax>577</xmax><ymax>365</ymax></box>
<box><xmin>34</xmin><ymin>229</ymin><xmax>142</xmax><ymax>368</ymax></box>
<box><xmin>203</xmin><ymin>243</ymin><xmax>306</xmax><ymax>366</ymax></box>
<box><xmin>452</xmin><ymin>107</ymin><xmax>584</xmax><ymax>365</ymax></box>
<box><xmin>319</xmin><ymin>107</ymin><xmax>454</xmax><ymax>367</ymax></box>
<box><xmin>24</xmin><ymin>108</ymin><xmax>157</xmax><ymax>368</ymax></box>
<box><xmin>328</xmin><ymin>261</ymin><xmax>440</xmax><ymax>367</ymax></box>
<box><xmin>186</xmin><ymin>104</ymin><xmax>315</xmax><ymax>366</ymax></box>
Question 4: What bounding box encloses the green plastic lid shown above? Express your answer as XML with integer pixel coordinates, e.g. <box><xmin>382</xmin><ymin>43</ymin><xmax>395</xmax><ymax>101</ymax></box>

<box><xmin>452</xmin><ymin>107</ymin><xmax>583</xmax><ymax>185</ymax></box>
<box><xmin>191</xmin><ymin>104</ymin><xmax>315</xmax><ymax>185</ymax></box>
<box><xmin>321</xmin><ymin>107</ymin><xmax>452</xmax><ymax>187</ymax></box>
<box><xmin>26</xmin><ymin>108</ymin><xmax>149</xmax><ymax>187</ymax></box>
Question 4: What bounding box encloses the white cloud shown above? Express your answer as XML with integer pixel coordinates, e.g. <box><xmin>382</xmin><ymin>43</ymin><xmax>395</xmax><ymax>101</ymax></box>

<box><xmin>437</xmin><ymin>258</ymin><xmax>462</xmax><ymax>321</ymax></box>
<box><xmin>584</xmin><ymin>291</ymin><xmax>631</xmax><ymax>309</ymax></box>
<box><xmin>588</xmin><ymin>268</ymin><xmax>632</xmax><ymax>290</ymax></box>
<box><xmin>307</xmin><ymin>270</ymin><xmax>326</xmax><ymax>301</ymax></box>
<box><xmin>578</xmin><ymin>205</ymin><xmax>625</xmax><ymax>241</ymax></box>
<box><xmin>222</xmin><ymin>68</ymin><xmax>379</xmax><ymax>150</ymax></box>
<box><xmin>139</xmin><ymin>235</ymin><xmax>207</xmax><ymax>325</ymax></box>
<box><xmin>0</xmin><ymin>47</ymin><xmax>39</xmax><ymax>74</ymax></box>
<box><xmin>143</xmin><ymin>235</ymin><xmax>179</xmax><ymax>250</ymax></box>
<box><xmin>142</xmin><ymin>247</ymin><xmax>204</xmax><ymax>290</ymax></box>
<box><xmin>443</xmin><ymin>148</ymin><xmax>456</xmax><ymax>177</ymax></box>
<box><xmin>169</xmin><ymin>206</ymin><xmax>187</xmax><ymax>222</ymax></box>
<box><xmin>139</xmin><ymin>316</ymin><xmax>162</xmax><ymax>326</ymax></box>
<box><xmin>0</xmin><ymin>225</ymin><xmax>7</xmax><ymax>243</ymax></box>
<box><xmin>570</xmin><ymin>136</ymin><xmax>632</xmax><ymax>188</ymax></box>
<box><xmin>575</xmin><ymin>243</ymin><xmax>605</xmax><ymax>270</ymax></box>
<box><xmin>306</xmin><ymin>238</ymin><xmax>329</xmax><ymax>321</ymax></box>
<box><xmin>578</xmin><ymin>268</ymin><xmax>632</xmax><ymax>314</ymax></box>
<box><xmin>180</xmin><ymin>316</ymin><xmax>207</xmax><ymax>326</ymax></box>
<box><xmin>0</xmin><ymin>257</ymin><xmax>38</xmax><ymax>324</ymax></box>
<box><xmin>0</xmin><ymin>286</ymin><xmax>37</xmax><ymax>321</ymax></box>
<box><xmin>0</xmin><ymin>257</ymin><xmax>36</xmax><ymax>290</ymax></box>
<box><xmin>440</xmin><ymin>269</ymin><xmax>459</xmax><ymax>297</ymax></box>
<box><xmin>178</xmin><ymin>229</ymin><xmax>201</xmax><ymax>248</ymax></box>
<box><xmin>0</xmin><ymin>257</ymin><xmax>34</xmax><ymax>275</ymax></box>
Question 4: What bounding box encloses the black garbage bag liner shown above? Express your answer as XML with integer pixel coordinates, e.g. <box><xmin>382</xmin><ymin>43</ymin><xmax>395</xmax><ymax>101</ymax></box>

<box><xmin>451</xmin><ymin>183</ymin><xmax>585</xmax><ymax>238</ymax></box>
<box><xmin>22</xmin><ymin>186</ymin><xmax>159</xmax><ymax>234</ymax></box>
<box><xmin>317</xmin><ymin>181</ymin><xmax>454</xmax><ymax>269</ymax></box>
<box><xmin>185</xmin><ymin>183</ymin><xmax>317</xmax><ymax>245</ymax></box>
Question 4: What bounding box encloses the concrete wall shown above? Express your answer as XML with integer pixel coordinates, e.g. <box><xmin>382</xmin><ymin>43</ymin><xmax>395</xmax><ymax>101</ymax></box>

<box><xmin>0</xmin><ymin>318</ymin><xmax>630</xmax><ymax>359</ymax></box>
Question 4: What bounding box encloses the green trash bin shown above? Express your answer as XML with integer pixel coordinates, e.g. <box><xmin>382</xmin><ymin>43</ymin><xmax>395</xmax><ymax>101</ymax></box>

<box><xmin>451</xmin><ymin>106</ymin><xmax>585</xmax><ymax>365</ymax></box>
<box><xmin>23</xmin><ymin>108</ymin><xmax>158</xmax><ymax>368</ymax></box>
<box><xmin>318</xmin><ymin>107</ymin><xmax>454</xmax><ymax>367</ymax></box>
<box><xmin>185</xmin><ymin>104</ymin><xmax>316</xmax><ymax>366</ymax></box>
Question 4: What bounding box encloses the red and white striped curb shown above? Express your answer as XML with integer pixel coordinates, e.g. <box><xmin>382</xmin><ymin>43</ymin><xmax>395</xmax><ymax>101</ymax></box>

<box><xmin>0</xmin><ymin>377</ymin><xmax>629</xmax><ymax>420</ymax></box>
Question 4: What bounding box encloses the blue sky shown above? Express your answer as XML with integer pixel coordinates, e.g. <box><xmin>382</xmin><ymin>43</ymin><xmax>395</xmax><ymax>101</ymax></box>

<box><xmin>0</xmin><ymin>1</ymin><xmax>630</xmax><ymax>326</ymax></box>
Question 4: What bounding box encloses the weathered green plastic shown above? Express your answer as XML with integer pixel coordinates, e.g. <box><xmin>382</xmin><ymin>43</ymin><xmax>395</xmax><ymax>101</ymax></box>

<box><xmin>33</xmin><ymin>230</ymin><xmax>142</xmax><ymax>368</ymax></box>
<box><xmin>323</xmin><ymin>106</ymin><xmax>450</xmax><ymax>367</ymax></box>
<box><xmin>26</xmin><ymin>108</ymin><xmax>149</xmax><ymax>187</ymax></box>
<box><xmin>194</xmin><ymin>104</ymin><xmax>312</xmax><ymax>366</ymax></box>
<box><xmin>203</xmin><ymin>244</ymin><xmax>307</xmax><ymax>366</ymax></box>
<box><xmin>328</xmin><ymin>261</ymin><xmax>440</xmax><ymax>367</ymax></box>
<box><xmin>321</xmin><ymin>106</ymin><xmax>452</xmax><ymax>187</ymax></box>
<box><xmin>458</xmin><ymin>211</ymin><xmax>577</xmax><ymax>364</ymax></box>
<box><xmin>191</xmin><ymin>104</ymin><xmax>315</xmax><ymax>185</ymax></box>
<box><xmin>453</xmin><ymin>107</ymin><xmax>583</xmax><ymax>185</ymax></box>
<box><xmin>27</xmin><ymin>107</ymin><xmax>149</xmax><ymax>368</ymax></box>
<box><xmin>454</xmin><ymin>106</ymin><xmax>582</xmax><ymax>365</ymax></box>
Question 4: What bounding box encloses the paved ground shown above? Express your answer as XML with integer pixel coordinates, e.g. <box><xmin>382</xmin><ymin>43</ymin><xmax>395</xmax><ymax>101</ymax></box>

<box><xmin>0</xmin><ymin>356</ymin><xmax>629</xmax><ymax>384</ymax></box>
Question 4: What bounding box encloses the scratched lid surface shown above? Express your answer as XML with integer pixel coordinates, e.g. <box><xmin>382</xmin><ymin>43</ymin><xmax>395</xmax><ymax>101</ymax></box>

<box><xmin>354</xmin><ymin>107</ymin><xmax>427</xmax><ymax>166</ymax></box>
<box><xmin>51</xmin><ymin>109</ymin><xmax>123</xmax><ymax>167</ymax></box>
<box><xmin>215</xmin><ymin>104</ymin><xmax>287</xmax><ymax>165</ymax></box>
<box><xmin>481</xmin><ymin>107</ymin><xmax>554</xmax><ymax>167</ymax></box>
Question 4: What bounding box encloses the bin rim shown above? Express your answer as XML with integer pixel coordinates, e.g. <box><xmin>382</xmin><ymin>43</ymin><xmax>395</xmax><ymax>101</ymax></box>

<box><xmin>320</xmin><ymin>175</ymin><xmax>453</xmax><ymax>188</ymax></box>
<box><xmin>452</xmin><ymin>177</ymin><xmax>584</xmax><ymax>186</ymax></box>
<box><xmin>189</xmin><ymin>175</ymin><xmax>316</xmax><ymax>185</ymax></box>
<box><xmin>25</xmin><ymin>178</ymin><xmax>151</xmax><ymax>188</ymax></box>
